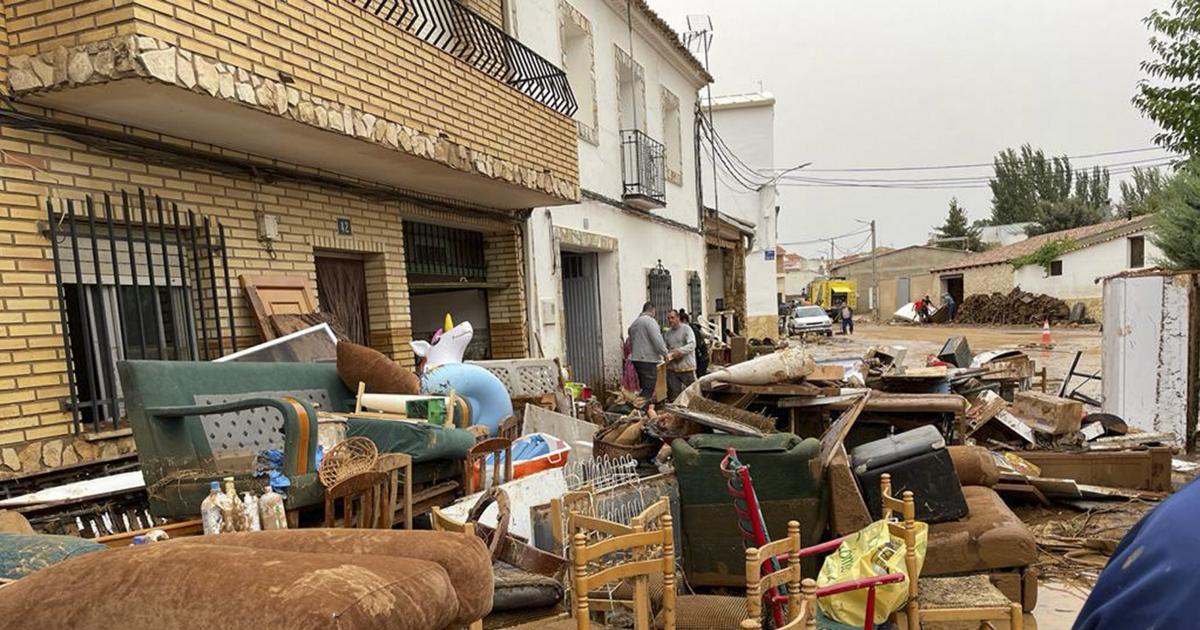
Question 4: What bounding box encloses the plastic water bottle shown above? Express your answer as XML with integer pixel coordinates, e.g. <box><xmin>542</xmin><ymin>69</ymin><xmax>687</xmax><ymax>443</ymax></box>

<box><xmin>200</xmin><ymin>481</ymin><xmax>224</xmax><ymax>535</ymax></box>
<box><xmin>221</xmin><ymin>477</ymin><xmax>247</xmax><ymax>532</ymax></box>
<box><xmin>259</xmin><ymin>486</ymin><xmax>287</xmax><ymax>530</ymax></box>
<box><xmin>242</xmin><ymin>492</ymin><xmax>262</xmax><ymax>532</ymax></box>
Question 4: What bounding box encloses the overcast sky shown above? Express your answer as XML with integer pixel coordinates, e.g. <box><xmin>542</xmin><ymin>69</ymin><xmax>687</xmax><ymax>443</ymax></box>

<box><xmin>648</xmin><ymin>0</ymin><xmax>1172</xmax><ymax>258</ymax></box>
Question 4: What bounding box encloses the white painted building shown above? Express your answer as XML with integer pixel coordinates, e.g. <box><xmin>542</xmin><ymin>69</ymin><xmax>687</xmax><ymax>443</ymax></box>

<box><xmin>512</xmin><ymin>0</ymin><xmax>711</xmax><ymax>390</ymax></box>
<box><xmin>701</xmin><ymin>92</ymin><xmax>780</xmax><ymax>339</ymax></box>
<box><xmin>978</xmin><ymin>222</ymin><xmax>1035</xmax><ymax>247</ymax></box>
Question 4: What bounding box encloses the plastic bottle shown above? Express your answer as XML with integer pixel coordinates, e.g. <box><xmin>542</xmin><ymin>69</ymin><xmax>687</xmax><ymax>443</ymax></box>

<box><xmin>200</xmin><ymin>481</ymin><xmax>224</xmax><ymax>535</ymax></box>
<box><xmin>221</xmin><ymin>477</ymin><xmax>248</xmax><ymax>532</ymax></box>
<box><xmin>242</xmin><ymin>491</ymin><xmax>262</xmax><ymax>532</ymax></box>
<box><xmin>258</xmin><ymin>486</ymin><xmax>288</xmax><ymax>530</ymax></box>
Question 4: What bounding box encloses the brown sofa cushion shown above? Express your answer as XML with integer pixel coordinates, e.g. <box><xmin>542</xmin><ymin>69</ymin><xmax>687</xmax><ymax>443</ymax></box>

<box><xmin>337</xmin><ymin>341</ymin><xmax>421</xmax><ymax>395</ymax></box>
<box><xmin>924</xmin><ymin>486</ymin><xmax>1036</xmax><ymax>575</ymax></box>
<box><xmin>947</xmin><ymin>445</ymin><xmax>1000</xmax><ymax>487</ymax></box>
<box><xmin>183</xmin><ymin>529</ymin><xmax>493</xmax><ymax>622</ymax></box>
<box><xmin>0</xmin><ymin>539</ymin><xmax>466</xmax><ymax>629</ymax></box>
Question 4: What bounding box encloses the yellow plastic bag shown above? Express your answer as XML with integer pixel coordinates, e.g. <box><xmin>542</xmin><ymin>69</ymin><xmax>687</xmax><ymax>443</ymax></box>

<box><xmin>816</xmin><ymin>518</ymin><xmax>928</xmax><ymax>627</ymax></box>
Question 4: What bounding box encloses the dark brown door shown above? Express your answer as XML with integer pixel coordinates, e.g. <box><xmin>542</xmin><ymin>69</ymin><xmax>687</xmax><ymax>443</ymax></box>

<box><xmin>315</xmin><ymin>254</ymin><xmax>369</xmax><ymax>345</ymax></box>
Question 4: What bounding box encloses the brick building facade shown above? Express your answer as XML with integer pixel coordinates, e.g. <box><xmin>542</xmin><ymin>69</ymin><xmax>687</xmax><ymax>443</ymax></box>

<box><xmin>0</xmin><ymin>0</ymin><xmax>579</xmax><ymax>477</ymax></box>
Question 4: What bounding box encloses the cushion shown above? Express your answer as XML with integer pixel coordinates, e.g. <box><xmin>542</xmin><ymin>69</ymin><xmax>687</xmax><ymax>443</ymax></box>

<box><xmin>0</xmin><ymin>540</ymin><xmax>465</xmax><ymax>630</ymax></box>
<box><xmin>182</xmin><ymin>528</ymin><xmax>493</xmax><ymax>622</ymax></box>
<box><xmin>918</xmin><ymin>574</ymin><xmax>1012</xmax><ymax>609</ymax></box>
<box><xmin>493</xmin><ymin>562</ymin><xmax>563</xmax><ymax>612</ymax></box>
<box><xmin>924</xmin><ymin>486</ymin><xmax>1036</xmax><ymax>575</ymax></box>
<box><xmin>658</xmin><ymin>594</ymin><xmax>747</xmax><ymax>630</ymax></box>
<box><xmin>0</xmin><ymin>533</ymin><xmax>106</xmax><ymax>580</ymax></box>
<box><xmin>947</xmin><ymin>445</ymin><xmax>1000</xmax><ymax>487</ymax></box>
<box><xmin>337</xmin><ymin>341</ymin><xmax>420</xmax><ymax>395</ymax></box>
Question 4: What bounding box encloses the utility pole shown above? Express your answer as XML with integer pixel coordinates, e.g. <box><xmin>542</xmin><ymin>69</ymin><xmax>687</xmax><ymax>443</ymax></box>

<box><xmin>869</xmin><ymin>219</ymin><xmax>878</xmax><ymax>320</ymax></box>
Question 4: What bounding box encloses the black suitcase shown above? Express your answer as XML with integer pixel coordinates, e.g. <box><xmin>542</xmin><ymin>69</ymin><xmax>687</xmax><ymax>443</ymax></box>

<box><xmin>856</xmin><ymin>447</ymin><xmax>969</xmax><ymax>524</ymax></box>
<box><xmin>849</xmin><ymin>424</ymin><xmax>945</xmax><ymax>475</ymax></box>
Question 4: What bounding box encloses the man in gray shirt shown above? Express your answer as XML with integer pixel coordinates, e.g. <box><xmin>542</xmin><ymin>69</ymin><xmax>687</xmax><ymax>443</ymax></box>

<box><xmin>663</xmin><ymin>309</ymin><xmax>697</xmax><ymax>401</ymax></box>
<box><xmin>628</xmin><ymin>302</ymin><xmax>668</xmax><ymax>405</ymax></box>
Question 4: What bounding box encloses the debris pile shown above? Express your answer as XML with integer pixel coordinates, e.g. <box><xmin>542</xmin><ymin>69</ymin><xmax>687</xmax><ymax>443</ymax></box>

<box><xmin>957</xmin><ymin>288</ymin><xmax>1071</xmax><ymax>325</ymax></box>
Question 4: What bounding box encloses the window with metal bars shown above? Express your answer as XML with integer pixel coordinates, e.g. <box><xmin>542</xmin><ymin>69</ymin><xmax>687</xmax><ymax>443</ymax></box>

<box><xmin>402</xmin><ymin>222</ymin><xmax>487</xmax><ymax>280</ymax></box>
<box><xmin>687</xmin><ymin>271</ymin><xmax>702</xmax><ymax>317</ymax></box>
<box><xmin>646</xmin><ymin>261</ymin><xmax>672</xmax><ymax>327</ymax></box>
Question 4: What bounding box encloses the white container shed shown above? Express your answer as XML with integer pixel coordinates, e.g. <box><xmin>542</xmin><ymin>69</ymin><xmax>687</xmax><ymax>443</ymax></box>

<box><xmin>1101</xmin><ymin>269</ymin><xmax>1200</xmax><ymax>450</ymax></box>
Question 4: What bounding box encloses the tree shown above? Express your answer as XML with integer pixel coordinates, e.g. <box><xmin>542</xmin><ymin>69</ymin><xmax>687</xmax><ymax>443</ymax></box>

<box><xmin>1119</xmin><ymin>166</ymin><xmax>1171</xmax><ymax>215</ymax></box>
<box><xmin>1025</xmin><ymin>198</ymin><xmax>1111</xmax><ymax>236</ymax></box>
<box><xmin>931</xmin><ymin>198</ymin><xmax>984</xmax><ymax>251</ymax></box>
<box><xmin>1134</xmin><ymin>1</ymin><xmax>1200</xmax><ymax>158</ymax></box>
<box><xmin>1152</xmin><ymin>163</ymin><xmax>1200</xmax><ymax>269</ymax></box>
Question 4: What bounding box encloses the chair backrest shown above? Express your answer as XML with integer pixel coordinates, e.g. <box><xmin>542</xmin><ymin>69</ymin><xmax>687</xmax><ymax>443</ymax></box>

<box><xmin>563</xmin><ymin>495</ymin><xmax>671</xmax><ymax>616</ymax></box>
<box><xmin>324</xmin><ymin>470</ymin><xmax>390</xmax><ymax>529</ymax></box>
<box><xmin>464</xmin><ymin>437</ymin><xmax>513</xmax><ymax>494</ymax></box>
<box><xmin>880</xmin><ymin>473</ymin><xmax>918</xmax><ymax>603</ymax></box>
<box><xmin>430</xmin><ymin>506</ymin><xmax>476</xmax><ymax>537</ymax></box>
<box><xmin>376</xmin><ymin>452</ymin><xmax>412</xmax><ymax>529</ymax></box>
<box><xmin>572</xmin><ymin>514</ymin><xmax>676</xmax><ymax>630</ymax></box>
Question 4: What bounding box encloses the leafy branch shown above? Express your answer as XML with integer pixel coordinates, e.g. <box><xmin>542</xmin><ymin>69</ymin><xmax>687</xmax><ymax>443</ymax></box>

<box><xmin>1011</xmin><ymin>238</ymin><xmax>1078</xmax><ymax>275</ymax></box>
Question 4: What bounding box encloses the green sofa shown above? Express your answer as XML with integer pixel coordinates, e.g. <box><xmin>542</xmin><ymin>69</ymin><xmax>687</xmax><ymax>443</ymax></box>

<box><xmin>119</xmin><ymin>360</ymin><xmax>475</xmax><ymax>519</ymax></box>
<box><xmin>671</xmin><ymin>433</ymin><xmax>828</xmax><ymax>587</ymax></box>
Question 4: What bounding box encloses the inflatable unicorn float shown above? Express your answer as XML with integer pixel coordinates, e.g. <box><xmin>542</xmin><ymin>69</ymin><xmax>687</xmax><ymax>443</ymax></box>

<box><xmin>410</xmin><ymin>314</ymin><xmax>513</xmax><ymax>436</ymax></box>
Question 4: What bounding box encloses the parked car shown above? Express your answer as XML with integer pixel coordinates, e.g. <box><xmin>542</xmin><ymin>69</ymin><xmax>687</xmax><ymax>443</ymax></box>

<box><xmin>787</xmin><ymin>305</ymin><xmax>833</xmax><ymax>336</ymax></box>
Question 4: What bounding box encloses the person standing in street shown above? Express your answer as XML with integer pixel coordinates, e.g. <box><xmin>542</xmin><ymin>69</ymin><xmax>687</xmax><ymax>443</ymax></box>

<box><xmin>942</xmin><ymin>291</ymin><xmax>957</xmax><ymax>321</ymax></box>
<box><xmin>663</xmin><ymin>309</ymin><xmax>697</xmax><ymax>401</ymax></box>
<box><xmin>627</xmin><ymin>302</ymin><xmax>668</xmax><ymax>406</ymax></box>
<box><xmin>679</xmin><ymin>309</ymin><xmax>708</xmax><ymax>377</ymax></box>
<box><xmin>840</xmin><ymin>303</ymin><xmax>854</xmax><ymax>335</ymax></box>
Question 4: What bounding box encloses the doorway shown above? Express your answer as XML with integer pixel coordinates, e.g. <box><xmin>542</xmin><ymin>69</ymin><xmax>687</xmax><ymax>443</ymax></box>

<box><xmin>561</xmin><ymin>251</ymin><xmax>604</xmax><ymax>392</ymax></box>
<box><xmin>896</xmin><ymin>276</ymin><xmax>911</xmax><ymax>309</ymax></box>
<box><xmin>941</xmin><ymin>274</ymin><xmax>964</xmax><ymax>305</ymax></box>
<box><xmin>315</xmin><ymin>253</ymin><xmax>369</xmax><ymax>345</ymax></box>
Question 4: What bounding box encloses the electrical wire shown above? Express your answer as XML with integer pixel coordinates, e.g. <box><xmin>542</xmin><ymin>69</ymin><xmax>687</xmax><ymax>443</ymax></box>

<box><xmin>776</xmin><ymin>159</ymin><xmax>1179</xmax><ymax>190</ymax></box>
<box><xmin>764</xmin><ymin>146</ymin><xmax>1171</xmax><ymax>173</ymax></box>
<box><xmin>774</xmin><ymin>156</ymin><xmax>1178</xmax><ymax>186</ymax></box>
<box><xmin>777</xmin><ymin>226</ymin><xmax>872</xmax><ymax>248</ymax></box>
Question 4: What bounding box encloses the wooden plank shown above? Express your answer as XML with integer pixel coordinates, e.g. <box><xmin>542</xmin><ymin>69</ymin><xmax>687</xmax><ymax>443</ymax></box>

<box><xmin>994</xmin><ymin>482</ymin><xmax>1051</xmax><ymax>506</ymax></box>
<box><xmin>95</xmin><ymin>518</ymin><xmax>203</xmax><ymax>547</ymax></box>
<box><xmin>804</xmin><ymin>364</ymin><xmax>846</xmax><ymax>381</ymax></box>
<box><xmin>1086</xmin><ymin>432</ymin><xmax>1176</xmax><ymax>451</ymax></box>
<box><xmin>1019</xmin><ymin>448</ymin><xmax>1172</xmax><ymax>492</ymax></box>
<box><xmin>240</xmin><ymin>274</ymin><xmax>319</xmax><ymax>341</ymax></box>
<box><xmin>819</xmin><ymin>391</ymin><xmax>869</xmax><ymax>469</ymax></box>
<box><xmin>778</xmin><ymin>394</ymin><xmax>861</xmax><ymax>408</ymax></box>
<box><xmin>708</xmin><ymin>383</ymin><xmax>841</xmax><ymax>396</ymax></box>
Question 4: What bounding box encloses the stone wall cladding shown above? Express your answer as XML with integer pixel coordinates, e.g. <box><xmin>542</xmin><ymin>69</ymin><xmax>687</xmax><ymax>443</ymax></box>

<box><xmin>0</xmin><ymin>107</ymin><xmax>528</xmax><ymax>455</ymax></box>
<box><xmin>7</xmin><ymin>35</ymin><xmax>579</xmax><ymax>202</ymax></box>
<box><xmin>961</xmin><ymin>264</ymin><xmax>1016</xmax><ymax>297</ymax></box>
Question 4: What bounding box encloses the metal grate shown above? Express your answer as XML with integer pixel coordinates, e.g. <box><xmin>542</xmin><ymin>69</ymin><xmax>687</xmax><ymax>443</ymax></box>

<box><xmin>403</xmin><ymin>221</ymin><xmax>487</xmax><ymax>280</ymax></box>
<box><xmin>687</xmin><ymin>271</ymin><xmax>702</xmax><ymax>317</ymax></box>
<box><xmin>647</xmin><ymin>260</ymin><xmax>672</xmax><ymax>327</ymax></box>
<box><xmin>621</xmin><ymin>129</ymin><xmax>666</xmax><ymax>205</ymax></box>
<box><xmin>349</xmin><ymin>0</ymin><xmax>577</xmax><ymax>117</ymax></box>
<box><xmin>47</xmin><ymin>190</ymin><xmax>238</xmax><ymax>433</ymax></box>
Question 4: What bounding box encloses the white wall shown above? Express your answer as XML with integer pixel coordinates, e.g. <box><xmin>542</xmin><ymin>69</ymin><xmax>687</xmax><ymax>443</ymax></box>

<box><xmin>704</xmin><ymin>96</ymin><xmax>779</xmax><ymax>322</ymax></box>
<box><xmin>1014</xmin><ymin>231</ymin><xmax>1162</xmax><ymax>300</ymax></box>
<box><xmin>516</xmin><ymin>0</ymin><xmax>708</xmax><ymax>385</ymax></box>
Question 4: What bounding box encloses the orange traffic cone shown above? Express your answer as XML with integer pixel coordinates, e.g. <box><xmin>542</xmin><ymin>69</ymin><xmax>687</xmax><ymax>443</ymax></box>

<box><xmin>1041</xmin><ymin>319</ymin><xmax>1052</xmax><ymax>347</ymax></box>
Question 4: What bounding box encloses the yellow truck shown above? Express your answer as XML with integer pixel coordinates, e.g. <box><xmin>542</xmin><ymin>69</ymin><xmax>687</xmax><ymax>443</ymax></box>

<box><xmin>807</xmin><ymin>278</ymin><xmax>858</xmax><ymax>316</ymax></box>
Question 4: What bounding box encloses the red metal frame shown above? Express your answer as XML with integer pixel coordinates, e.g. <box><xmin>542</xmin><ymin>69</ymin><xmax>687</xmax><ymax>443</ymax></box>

<box><xmin>720</xmin><ymin>448</ymin><xmax>908</xmax><ymax>630</ymax></box>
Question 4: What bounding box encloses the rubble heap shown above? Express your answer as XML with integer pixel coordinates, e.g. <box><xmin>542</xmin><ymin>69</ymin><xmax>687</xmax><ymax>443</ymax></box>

<box><xmin>957</xmin><ymin>288</ymin><xmax>1070</xmax><ymax>325</ymax></box>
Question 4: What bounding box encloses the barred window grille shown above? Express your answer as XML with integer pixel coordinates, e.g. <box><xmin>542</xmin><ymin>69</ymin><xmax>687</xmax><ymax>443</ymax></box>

<box><xmin>402</xmin><ymin>221</ymin><xmax>487</xmax><ymax>280</ymax></box>
<box><xmin>646</xmin><ymin>260</ymin><xmax>672</xmax><ymax>327</ymax></box>
<box><xmin>687</xmin><ymin>272</ymin><xmax>702</xmax><ymax>317</ymax></box>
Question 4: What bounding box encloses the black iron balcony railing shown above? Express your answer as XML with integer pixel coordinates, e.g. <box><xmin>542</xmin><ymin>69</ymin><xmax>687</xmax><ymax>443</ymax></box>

<box><xmin>621</xmin><ymin>129</ymin><xmax>666</xmax><ymax>207</ymax></box>
<box><xmin>352</xmin><ymin>0</ymin><xmax>578</xmax><ymax>117</ymax></box>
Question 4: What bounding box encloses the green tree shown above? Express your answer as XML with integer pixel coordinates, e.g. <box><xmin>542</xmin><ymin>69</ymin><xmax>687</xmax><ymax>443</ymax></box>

<box><xmin>1152</xmin><ymin>162</ymin><xmax>1200</xmax><ymax>269</ymax></box>
<box><xmin>930</xmin><ymin>198</ymin><xmax>984</xmax><ymax>251</ymax></box>
<box><xmin>1025</xmin><ymin>198</ymin><xmax>1112</xmax><ymax>236</ymax></box>
<box><xmin>1134</xmin><ymin>1</ymin><xmax>1200</xmax><ymax>158</ymax></box>
<box><xmin>1119</xmin><ymin>166</ymin><xmax>1171</xmax><ymax>215</ymax></box>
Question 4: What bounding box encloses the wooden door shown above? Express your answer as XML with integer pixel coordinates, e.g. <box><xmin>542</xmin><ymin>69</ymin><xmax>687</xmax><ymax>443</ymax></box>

<box><xmin>240</xmin><ymin>274</ymin><xmax>319</xmax><ymax>341</ymax></box>
<box><xmin>315</xmin><ymin>254</ymin><xmax>369</xmax><ymax>345</ymax></box>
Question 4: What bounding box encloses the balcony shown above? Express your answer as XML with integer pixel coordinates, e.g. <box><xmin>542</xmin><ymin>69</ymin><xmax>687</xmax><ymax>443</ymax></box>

<box><xmin>621</xmin><ymin>129</ymin><xmax>666</xmax><ymax>210</ymax></box>
<box><xmin>4</xmin><ymin>0</ymin><xmax>580</xmax><ymax>208</ymax></box>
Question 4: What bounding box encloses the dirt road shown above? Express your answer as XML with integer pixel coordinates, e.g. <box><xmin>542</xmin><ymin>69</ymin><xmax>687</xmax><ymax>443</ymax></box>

<box><xmin>797</xmin><ymin>321</ymin><xmax>1103</xmax><ymax>403</ymax></box>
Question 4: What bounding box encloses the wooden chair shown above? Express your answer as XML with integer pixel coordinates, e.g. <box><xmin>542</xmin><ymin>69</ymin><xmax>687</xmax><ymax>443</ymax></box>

<box><xmin>742</xmin><ymin>521</ymin><xmax>816</xmax><ymax>630</ymax></box>
<box><xmin>430</xmin><ymin>506</ymin><xmax>476</xmax><ymax>537</ymax></box>
<box><xmin>376</xmin><ymin>452</ymin><xmax>413</xmax><ymax>529</ymax></box>
<box><xmin>572</xmin><ymin>514</ymin><xmax>676</xmax><ymax>630</ymax></box>
<box><xmin>882</xmin><ymin>473</ymin><xmax>1022</xmax><ymax>630</ymax></box>
<box><xmin>323</xmin><ymin>470</ymin><xmax>390</xmax><ymax>528</ymax></box>
<box><xmin>464</xmin><ymin>437</ymin><xmax>513</xmax><ymax>494</ymax></box>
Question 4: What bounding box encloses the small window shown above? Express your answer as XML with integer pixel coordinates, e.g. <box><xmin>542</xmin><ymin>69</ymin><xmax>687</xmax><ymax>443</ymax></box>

<box><xmin>1129</xmin><ymin>236</ymin><xmax>1146</xmax><ymax>268</ymax></box>
<box><xmin>1049</xmin><ymin>260</ymin><xmax>1063</xmax><ymax>276</ymax></box>
<box><xmin>616</xmin><ymin>46</ymin><xmax>646</xmax><ymax>133</ymax></box>
<box><xmin>559</xmin><ymin>4</ymin><xmax>597</xmax><ymax>139</ymax></box>
<box><xmin>662</xmin><ymin>89</ymin><xmax>683</xmax><ymax>185</ymax></box>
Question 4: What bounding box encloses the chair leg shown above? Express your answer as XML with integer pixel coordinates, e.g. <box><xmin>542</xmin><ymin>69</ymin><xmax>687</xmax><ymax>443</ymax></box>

<box><xmin>468</xmin><ymin>621</ymin><xmax>483</xmax><ymax>630</ymax></box>
<box><xmin>1010</xmin><ymin>602</ymin><xmax>1023</xmax><ymax>630</ymax></box>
